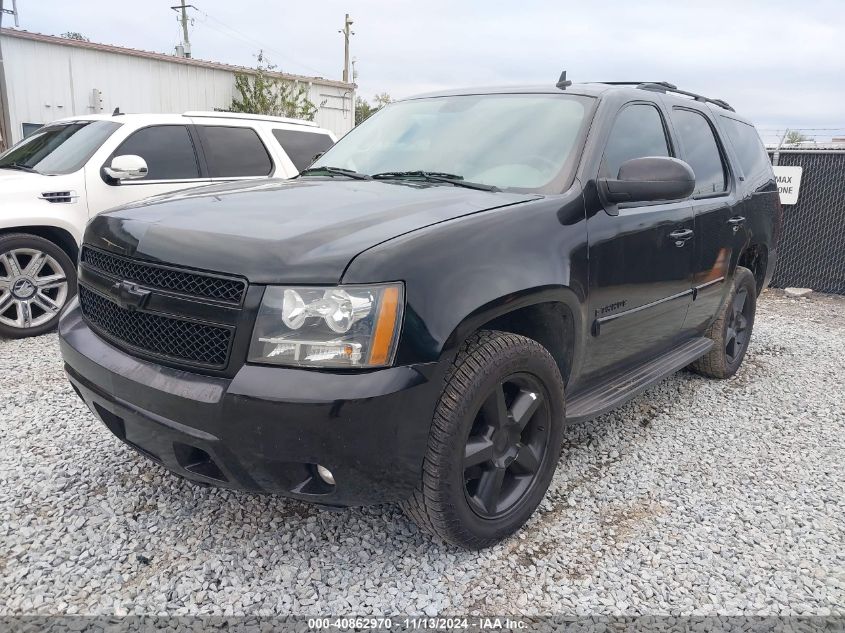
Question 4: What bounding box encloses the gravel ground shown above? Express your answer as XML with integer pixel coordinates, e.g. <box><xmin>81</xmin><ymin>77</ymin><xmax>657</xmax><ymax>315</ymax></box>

<box><xmin>0</xmin><ymin>289</ymin><xmax>843</xmax><ymax>617</ymax></box>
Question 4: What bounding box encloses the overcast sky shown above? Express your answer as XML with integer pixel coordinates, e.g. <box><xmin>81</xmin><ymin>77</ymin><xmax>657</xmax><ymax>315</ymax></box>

<box><xmin>11</xmin><ymin>0</ymin><xmax>845</xmax><ymax>142</ymax></box>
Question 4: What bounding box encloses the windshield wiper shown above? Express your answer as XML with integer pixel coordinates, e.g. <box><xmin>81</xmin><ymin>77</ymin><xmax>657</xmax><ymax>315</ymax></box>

<box><xmin>371</xmin><ymin>171</ymin><xmax>499</xmax><ymax>192</ymax></box>
<box><xmin>0</xmin><ymin>163</ymin><xmax>38</xmax><ymax>173</ymax></box>
<box><xmin>299</xmin><ymin>166</ymin><xmax>371</xmax><ymax>180</ymax></box>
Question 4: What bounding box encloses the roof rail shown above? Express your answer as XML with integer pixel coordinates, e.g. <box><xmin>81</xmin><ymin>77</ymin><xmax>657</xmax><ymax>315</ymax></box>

<box><xmin>598</xmin><ymin>81</ymin><xmax>677</xmax><ymax>89</ymax></box>
<box><xmin>596</xmin><ymin>81</ymin><xmax>735</xmax><ymax>112</ymax></box>
<box><xmin>182</xmin><ymin>111</ymin><xmax>318</xmax><ymax>127</ymax></box>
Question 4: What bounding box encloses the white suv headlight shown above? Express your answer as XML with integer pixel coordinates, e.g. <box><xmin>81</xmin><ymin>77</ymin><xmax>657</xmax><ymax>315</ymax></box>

<box><xmin>248</xmin><ymin>283</ymin><xmax>404</xmax><ymax>368</ymax></box>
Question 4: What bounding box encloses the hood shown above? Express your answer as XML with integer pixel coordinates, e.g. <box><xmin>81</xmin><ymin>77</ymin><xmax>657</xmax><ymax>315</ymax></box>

<box><xmin>0</xmin><ymin>168</ymin><xmax>46</xmax><ymax>190</ymax></box>
<box><xmin>86</xmin><ymin>178</ymin><xmax>540</xmax><ymax>284</ymax></box>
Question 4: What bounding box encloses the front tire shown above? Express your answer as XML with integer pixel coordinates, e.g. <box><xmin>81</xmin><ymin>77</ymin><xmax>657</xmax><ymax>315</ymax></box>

<box><xmin>402</xmin><ymin>330</ymin><xmax>566</xmax><ymax>549</ymax></box>
<box><xmin>0</xmin><ymin>233</ymin><xmax>76</xmax><ymax>339</ymax></box>
<box><xmin>689</xmin><ymin>266</ymin><xmax>757</xmax><ymax>379</ymax></box>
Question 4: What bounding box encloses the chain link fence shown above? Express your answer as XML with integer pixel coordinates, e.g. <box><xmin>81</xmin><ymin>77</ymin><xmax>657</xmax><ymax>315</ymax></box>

<box><xmin>767</xmin><ymin>150</ymin><xmax>845</xmax><ymax>294</ymax></box>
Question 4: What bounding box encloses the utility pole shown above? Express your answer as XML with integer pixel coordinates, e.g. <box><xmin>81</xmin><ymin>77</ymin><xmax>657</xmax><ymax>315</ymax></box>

<box><xmin>339</xmin><ymin>14</ymin><xmax>354</xmax><ymax>83</ymax></box>
<box><xmin>0</xmin><ymin>0</ymin><xmax>18</xmax><ymax>27</ymax></box>
<box><xmin>171</xmin><ymin>1</ymin><xmax>194</xmax><ymax>58</ymax></box>
<box><xmin>0</xmin><ymin>0</ymin><xmax>19</xmax><ymax>151</ymax></box>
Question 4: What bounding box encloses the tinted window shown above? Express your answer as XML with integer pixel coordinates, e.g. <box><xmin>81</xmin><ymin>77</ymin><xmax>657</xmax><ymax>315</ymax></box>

<box><xmin>22</xmin><ymin>123</ymin><xmax>42</xmax><ymax>138</ymax></box>
<box><xmin>198</xmin><ymin>126</ymin><xmax>273</xmax><ymax>177</ymax></box>
<box><xmin>720</xmin><ymin>117</ymin><xmax>772</xmax><ymax>184</ymax></box>
<box><xmin>273</xmin><ymin>129</ymin><xmax>335</xmax><ymax>171</ymax></box>
<box><xmin>672</xmin><ymin>109</ymin><xmax>726</xmax><ymax>195</ymax></box>
<box><xmin>113</xmin><ymin>125</ymin><xmax>199</xmax><ymax>180</ymax></box>
<box><xmin>602</xmin><ymin>104</ymin><xmax>670</xmax><ymax>178</ymax></box>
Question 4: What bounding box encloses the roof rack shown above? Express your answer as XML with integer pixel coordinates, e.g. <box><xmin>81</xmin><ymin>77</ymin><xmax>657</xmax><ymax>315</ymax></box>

<box><xmin>596</xmin><ymin>81</ymin><xmax>735</xmax><ymax>112</ymax></box>
<box><xmin>182</xmin><ymin>111</ymin><xmax>318</xmax><ymax>127</ymax></box>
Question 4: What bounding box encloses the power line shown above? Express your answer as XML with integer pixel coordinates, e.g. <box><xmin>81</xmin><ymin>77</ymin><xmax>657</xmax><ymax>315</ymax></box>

<box><xmin>191</xmin><ymin>7</ymin><xmax>333</xmax><ymax>79</ymax></box>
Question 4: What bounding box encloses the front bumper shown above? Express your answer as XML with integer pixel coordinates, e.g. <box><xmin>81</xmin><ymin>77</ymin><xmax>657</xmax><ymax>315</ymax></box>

<box><xmin>58</xmin><ymin>298</ymin><xmax>441</xmax><ymax>507</ymax></box>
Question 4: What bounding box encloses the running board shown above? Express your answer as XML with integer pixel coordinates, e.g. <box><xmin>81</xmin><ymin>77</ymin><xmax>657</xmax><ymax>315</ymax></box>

<box><xmin>565</xmin><ymin>337</ymin><xmax>713</xmax><ymax>424</ymax></box>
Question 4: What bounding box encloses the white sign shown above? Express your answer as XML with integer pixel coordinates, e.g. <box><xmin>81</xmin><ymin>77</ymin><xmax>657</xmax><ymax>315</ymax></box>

<box><xmin>773</xmin><ymin>166</ymin><xmax>803</xmax><ymax>205</ymax></box>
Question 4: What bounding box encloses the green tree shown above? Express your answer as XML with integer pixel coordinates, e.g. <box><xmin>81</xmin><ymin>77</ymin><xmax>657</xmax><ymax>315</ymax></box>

<box><xmin>223</xmin><ymin>51</ymin><xmax>322</xmax><ymax>121</ymax></box>
<box><xmin>784</xmin><ymin>130</ymin><xmax>808</xmax><ymax>144</ymax></box>
<box><xmin>373</xmin><ymin>92</ymin><xmax>393</xmax><ymax>108</ymax></box>
<box><xmin>355</xmin><ymin>93</ymin><xmax>393</xmax><ymax>125</ymax></box>
<box><xmin>61</xmin><ymin>32</ymin><xmax>89</xmax><ymax>41</ymax></box>
<box><xmin>355</xmin><ymin>97</ymin><xmax>376</xmax><ymax>125</ymax></box>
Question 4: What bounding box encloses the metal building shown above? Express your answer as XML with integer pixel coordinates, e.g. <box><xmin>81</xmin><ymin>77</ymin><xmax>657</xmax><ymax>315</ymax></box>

<box><xmin>0</xmin><ymin>28</ymin><xmax>355</xmax><ymax>149</ymax></box>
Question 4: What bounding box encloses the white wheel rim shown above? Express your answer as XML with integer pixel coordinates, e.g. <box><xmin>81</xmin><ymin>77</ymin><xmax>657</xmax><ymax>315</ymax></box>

<box><xmin>0</xmin><ymin>247</ymin><xmax>69</xmax><ymax>330</ymax></box>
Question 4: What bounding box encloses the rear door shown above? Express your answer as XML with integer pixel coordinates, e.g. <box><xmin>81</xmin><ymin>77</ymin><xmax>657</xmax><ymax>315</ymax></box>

<box><xmin>193</xmin><ymin>124</ymin><xmax>275</xmax><ymax>182</ymax></box>
<box><xmin>583</xmin><ymin>101</ymin><xmax>695</xmax><ymax>376</ymax></box>
<box><xmin>668</xmin><ymin>106</ymin><xmax>740</xmax><ymax>334</ymax></box>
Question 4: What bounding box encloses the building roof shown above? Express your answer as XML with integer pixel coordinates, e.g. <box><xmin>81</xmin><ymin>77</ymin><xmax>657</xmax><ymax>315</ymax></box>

<box><xmin>0</xmin><ymin>27</ymin><xmax>355</xmax><ymax>90</ymax></box>
<box><xmin>766</xmin><ymin>143</ymin><xmax>845</xmax><ymax>151</ymax></box>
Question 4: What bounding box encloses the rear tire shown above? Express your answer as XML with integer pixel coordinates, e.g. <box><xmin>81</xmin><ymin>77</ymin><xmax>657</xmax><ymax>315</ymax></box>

<box><xmin>402</xmin><ymin>330</ymin><xmax>566</xmax><ymax>549</ymax></box>
<box><xmin>689</xmin><ymin>266</ymin><xmax>757</xmax><ymax>379</ymax></box>
<box><xmin>0</xmin><ymin>233</ymin><xmax>77</xmax><ymax>339</ymax></box>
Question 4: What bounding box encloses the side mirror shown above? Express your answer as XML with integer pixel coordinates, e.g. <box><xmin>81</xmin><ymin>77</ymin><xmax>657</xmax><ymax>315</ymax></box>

<box><xmin>601</xmin><ymin>156</ymin><xmax>695</xmax><ymax>204</ymax></box>
<box><xmin>104</xmin><ymin>155</ymin><xmax>148</xmax><ymax>181</ymax></box>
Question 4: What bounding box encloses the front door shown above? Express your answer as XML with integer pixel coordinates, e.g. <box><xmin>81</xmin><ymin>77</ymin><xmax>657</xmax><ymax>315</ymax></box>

<box><xmin>582</xmin><ymin>101</ymin><xmax>695</xmax><ymax>377</ymax></box>
<box><xmin>85</xmin><ymin>124</ymin><xmax>211</xmax><ymax>216</ymax></box>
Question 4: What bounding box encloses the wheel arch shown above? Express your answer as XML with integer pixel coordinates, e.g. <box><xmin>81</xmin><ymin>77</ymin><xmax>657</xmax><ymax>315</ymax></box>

<box><xmin>737</xmin><ymin>242</ymin><xmax>768</xmax><ymax>295</ymax></box>
<box><xmin>0</xmin><ymin>226</ymin><xmax>80</xmax><ymax>266</ymax></box>
<box><xmin>441</xmin><ymin>285</ymin><xmax>584</xmax><ymax>386</ymax></box>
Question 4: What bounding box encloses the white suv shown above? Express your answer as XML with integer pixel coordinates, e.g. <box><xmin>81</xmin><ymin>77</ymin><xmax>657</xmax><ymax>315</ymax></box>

<box><xmin>0</xmin><ymin>111</ymin><xmax>336</xmax><ymax>338</ymax></box>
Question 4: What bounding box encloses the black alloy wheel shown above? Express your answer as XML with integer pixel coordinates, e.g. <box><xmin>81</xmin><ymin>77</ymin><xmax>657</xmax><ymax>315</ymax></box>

<box><xmin>402</xmin><ymin>330</ymin><xmax>566</xmax><ymax>549</ymax></box>
<box><xmin>463</xmin><ymin>373</ymin><xmax>550</xmax><ymax>519</ymax></box>
<box><xmin>724</xmin><ymin>287</ymin><xmax>751</xmax><ymax>364</ymax></box>
<box><xmin>689</xmin><ymin>266</ymin><xmax>757</xmax><ymax>379</ymax></box>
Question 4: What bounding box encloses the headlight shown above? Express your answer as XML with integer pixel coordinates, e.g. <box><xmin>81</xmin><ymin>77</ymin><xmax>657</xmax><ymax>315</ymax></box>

<box><xmin>248</xmin><ymin>283</ymin><xmax>404</xmax><ymax>368</ymax></box>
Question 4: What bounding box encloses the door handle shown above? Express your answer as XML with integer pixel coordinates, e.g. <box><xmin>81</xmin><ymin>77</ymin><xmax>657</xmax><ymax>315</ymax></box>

<box><xmin>727</xmin><ymin>216</ymin><xmax>746</xmax><ymax>232</ymax></box>
<box><xmin>668</xmin><ymin>228</ymin><xmax>694</xmax><ymax>247</ymax></box>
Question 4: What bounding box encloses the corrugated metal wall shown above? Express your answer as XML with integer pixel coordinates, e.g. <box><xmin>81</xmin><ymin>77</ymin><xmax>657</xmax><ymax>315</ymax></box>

<box><xmin>768</xmin><ymin>150</ymin><xmax>845</xmax><ymax>294</ymax></box>
<box><xmin>0</xmin><ymin>34</ymin><xmax>354</xmax><ymax>142</ymax></box>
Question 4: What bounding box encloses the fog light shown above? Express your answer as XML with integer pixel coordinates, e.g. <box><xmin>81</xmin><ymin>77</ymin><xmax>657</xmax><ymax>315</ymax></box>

<box><xmin>316</xmin><ymin>464</ymin><xmax>335</xmax><ymax>486</ymax></box>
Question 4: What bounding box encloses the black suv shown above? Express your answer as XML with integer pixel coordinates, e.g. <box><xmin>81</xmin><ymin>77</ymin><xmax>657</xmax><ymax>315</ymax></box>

<box><xmin>59</xmin><ymin>77</ymin><xmax>781</xmax><ymax>548</ymax></box>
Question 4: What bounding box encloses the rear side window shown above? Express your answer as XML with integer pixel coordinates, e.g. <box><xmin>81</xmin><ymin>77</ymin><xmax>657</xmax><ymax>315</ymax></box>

<box><xmin>272</xmin><ymin>129</ymin><xmax>335</xmax><ymax>171</ymax></box>
<box><xmin>671</xmin><ymin>109</ymin><xmax>727</xmax><ymax>195</ymax></box>
<box><xmin>113</xmin><ymin>125</ymin><xmax>200</xmax><ymax>180</ymax></box>
<box><xmin>720</xmin><ymin>117</ymin><xmax>772</xmax><ymax>185</ymax></box>
<box><xmin>197</xmin><ymin>126</ymin><xmax>273</xmax><ymax>177</ymax></box>
<box><xmin>602</xmin><ymin>104</ymin><xmax>670</xmax><ymax>179</ymax></box>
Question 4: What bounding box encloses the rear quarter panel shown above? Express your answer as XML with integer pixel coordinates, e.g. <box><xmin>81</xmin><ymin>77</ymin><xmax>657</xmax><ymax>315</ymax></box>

<box><xmin>711</xmin><ymin>113</ymin><xmax>782</xmax><ymax>281</ymax></box>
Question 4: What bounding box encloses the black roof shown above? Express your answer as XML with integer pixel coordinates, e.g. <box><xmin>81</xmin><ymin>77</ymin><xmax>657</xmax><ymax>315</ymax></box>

<box><xmin>406</xmin><ymin>81</ymin><xmax>744</xmax><ymax>118</ymax></box>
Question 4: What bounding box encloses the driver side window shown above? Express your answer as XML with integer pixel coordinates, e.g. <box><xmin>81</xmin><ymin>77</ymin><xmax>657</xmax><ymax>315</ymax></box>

<box><xmin>110</xmin><ymin>125</ymin><xmax>200</xmax><ymax>181</ymax></box>
<box><xmin>601</xmin><ymin>104</ymin><xmax>670</xmax><ymax>179</ymax></box>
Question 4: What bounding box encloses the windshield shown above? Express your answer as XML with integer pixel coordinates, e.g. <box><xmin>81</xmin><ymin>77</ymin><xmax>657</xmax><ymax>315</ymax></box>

<box><xmin>0</xmin><ymin>120</ymin><xmax>122</xmax><ymax>175</ymax></box>
<box><xmin>312</xmin><ymin>93</ymin><xmax>593</xmax><ymax>192</ymax></box>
